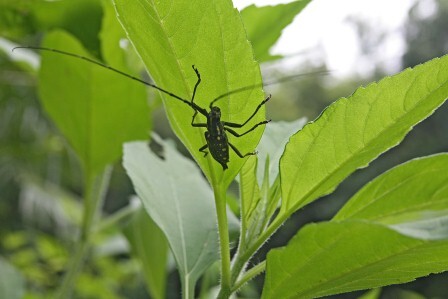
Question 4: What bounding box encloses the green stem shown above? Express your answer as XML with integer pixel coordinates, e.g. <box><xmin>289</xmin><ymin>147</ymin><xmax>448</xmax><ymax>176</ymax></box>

<box><xmin>214</xmin><ymin>184</ymin><xmax>231</xmax><ymax>299</ymax></box>
<box><xmin>240</xmin><ymin>213</ymin><xmax>287</xmax><ymax>266</ymax></box>
<box><xmin>229</xmin><ymin>250</ymin><xmax>246</xmax><ymax>285</ymax></box>
<box><xmin>228</xmin><ymin>212</ymin><xmax>287</xmax><ymax>292</ymax></box>
<box><xmin>182</xmin><ymin>276</ymin><xmax>195</xmax><ymax>299</ymax></box>
<box><xmin>54</xmin><ymin>241</ymin><xmax>88</xmax><ymax>299</ymax></box>
<box><xmin>55</xmin><ymin>166</ymin><xmax>111</xmax><ymax>299</ymax></box>
<box><xmin>231</xmin><ymin>261</ymin><xmax>266</xmax><ymax>293</ymax></box>
<box><xmin>93</xmin><ymin>201</ymin><xmax>138</xmax><ymax>233</ymax></box>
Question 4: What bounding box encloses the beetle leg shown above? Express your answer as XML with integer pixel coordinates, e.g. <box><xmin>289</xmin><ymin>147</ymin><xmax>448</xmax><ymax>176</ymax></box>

<box><xmin>191</xmin><ymin>109</ymin><xmax>207</xmax><ymax>127</ymax></box>
<box><xmin>186</xmin><ymin>65</ymin><xmax>208</xmax><ymax>117</ymax></box>
<box><xmin>199</xmin><ymin>143</ymin><xmax>209</xmax><ymax>157</ymax></box>
<box><xmin>191</xmin><ymin>65</ymin><xmax>201</xmax><ymax>105</ymax></box>
<box><xmin>224</xmin><ymin>119</ymin><xmax>271</xmax><ymax>137</ymax></box>
<box><xmin>228</xmin><ymin>142</ymin><xmax>256</xmax><ymax>158</ymax></box>
<box><xmin>222</xmin><ymin>95</ymin><xmax>271</xmax><ymax>128</ymax></box>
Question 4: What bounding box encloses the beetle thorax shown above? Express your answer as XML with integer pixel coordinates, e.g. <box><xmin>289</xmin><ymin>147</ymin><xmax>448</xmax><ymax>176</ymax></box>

<box><xmin>208</xmin><ymin>106</ymin><xmax>225</xmax><ymax>137</ymax></box>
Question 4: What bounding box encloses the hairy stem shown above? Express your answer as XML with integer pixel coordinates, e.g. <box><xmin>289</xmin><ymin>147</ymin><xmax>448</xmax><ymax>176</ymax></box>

<box><xmin>231</xmin><ymin>261</ymin><xmax>266</xmax><ymax>293</ymax></box>
<box><xmin>228</xmin><ymin>211</ymin><xmax>287</xmax><ymax>295</ymax></box>
<box><xmin>239</xmin><ymin>213</ymin><xmax>286</xmax><ymax>267</ymax></box>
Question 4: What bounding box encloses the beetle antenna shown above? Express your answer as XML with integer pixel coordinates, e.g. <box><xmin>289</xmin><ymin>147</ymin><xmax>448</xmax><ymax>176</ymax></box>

<box><xmin>12</xmin><ymin>46</ymin><xmax>206</xmax><ymax>113</ymax></box>
<box><xmin>209</xmin><ymin>69</ymin><xmax>330</xmax><ymax>108</ymax></box>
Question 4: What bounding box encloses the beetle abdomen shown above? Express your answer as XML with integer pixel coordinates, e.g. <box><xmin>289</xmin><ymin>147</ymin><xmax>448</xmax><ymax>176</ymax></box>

<box><xmin>205</xmin><ymin>131</ymin><xmax>229</xmax><ymax>170</ymax></box>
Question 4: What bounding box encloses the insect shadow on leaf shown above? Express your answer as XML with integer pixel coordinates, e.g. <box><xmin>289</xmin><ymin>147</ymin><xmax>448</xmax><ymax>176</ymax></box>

<box><xmin>12</xmin><ymin>46</ymin><xmax>271</xmax><ymax>170</ymax></box>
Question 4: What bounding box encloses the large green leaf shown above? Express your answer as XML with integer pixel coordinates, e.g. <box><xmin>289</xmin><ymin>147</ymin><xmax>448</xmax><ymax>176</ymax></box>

<box><xmin>240</xmin><ymin>0</ymin><xmax>311</xmax><ymax>62</ymax></box>
<box><xmin>334</xmin><ymin>154</ymin><xmax>448</xmax><ymax>231</ymax></box>
<box><xmin>123</xmin><ymin>138</ymin><xmax>239</xmax><ymax>295</ymax></box>
<box><xmin>263</xmin><ymin>221</ymin><xmax>448</xmax><ymax>299</ymax></box>
<box><xmin>114</xmin><ymin>0</ymin><xmax>266</xmax><ymax>188</ymax></box>
<box><xmin>264</xmin><ymin>153</ymin><xmax>448</xmax><ymax>298</ymax></box>
<box><xmin>280</xmin><ymin>55</ymin><xmax>448</xmax><ymax>218</ymax></box>
<box><xmin>38</xmin><ymin>30</ymin><xmax>149</xmax><ymax>175</ymax></box>
<box><xmin>0</xmin><ymin>257</ymin><xmax>24</xmax><ymax>299</ymax></box>
<box><xmin>124</xmin><ymin>208</ymin><xmax>168</xmax><ymax>299</ymax></box>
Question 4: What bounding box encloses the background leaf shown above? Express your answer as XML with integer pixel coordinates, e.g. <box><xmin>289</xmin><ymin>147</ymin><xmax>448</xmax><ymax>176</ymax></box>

<box><xmin>0</xmin><ymin>0</ymin><xmax>103</xmax><ymax>52</ymax></box>
<box><xmin>263</xmin><ymin>221</ymin><xmax>448</xmax><ymax>299</ymax></box>
<box><xmin>123</xmin><ymin>138</ymin><xmax>239</xmax><ymax>293</ymax></box>
<box><xmin>124</xmin><ymin>208</ymin><xmax>168</xmax><ymax>299</ymax></box>
<box><xmin>114</xmin><ymin>0</ymin><xmax>266</xmax><ymax>187</ymax></box>
<box><xmin>0</xmin><ymin>257</ymin><xmax>24</xmax><ymax>299</ymax></box>
<box><xmin>38</xmin><ymin>30</ymin><xmax>149</xmax><ymax>175</ymax></box>
<box><xmin>240</xmin><ymin>0</ymin><xmax>312</xmax><ymax>62</ymax></box>
<box><xmin>99</xmin><ymin>0</ymin><xmax>128</xmax><ymax>68</ymax></box>
<box><xmin>279</xmin><ymin>55</ymin><xmax>448</xmax><ymax>218</ymax></box>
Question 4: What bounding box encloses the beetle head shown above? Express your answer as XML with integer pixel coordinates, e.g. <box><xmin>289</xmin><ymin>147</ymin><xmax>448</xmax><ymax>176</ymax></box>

<box><xmin>210</xmin><ymin>106</ymin><xmax>221</xmax><ymax>118</ymax></box>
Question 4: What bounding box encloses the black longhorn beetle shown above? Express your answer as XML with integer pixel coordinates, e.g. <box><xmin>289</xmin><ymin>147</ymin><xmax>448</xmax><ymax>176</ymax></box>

<box><xmin>189</xmin><ymin>65</ymin><xmax>271</xmax><ymax>170</ymax></box>
<box><xmin>13</xmin><ymin>46</ymin><xmax>271</xmax><ymax>170</ymax></box>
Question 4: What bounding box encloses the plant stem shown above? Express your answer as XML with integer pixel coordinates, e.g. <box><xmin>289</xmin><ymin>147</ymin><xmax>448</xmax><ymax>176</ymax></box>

<box><xmin>182</xmin><ymin>276</ymin><xmax>195</xmax><ymax>299</ymax></box>
<box><xmin>231</xmin><ymin>261</ymin><xmax>266</xmax><ymax>293</ymax></box>
<box><xmin>229</xmin><ymin>249</ymin><xmax>246</xmax><ymax>285</ymax></box>
<box><xmin>93</xmin><ymin>200</ymin><xmax>138</xmax><ymax>233</ymax></box>
<box><xmin>228</xmin><ymin>212</ymin><xmax>287</xmax><ymax>290</ymax></box>
<box><xmin>55</xmin><ymin>166</ymin><xmax>111</xmax><ymax>299</ymax></box>
<box><xmin>240</xmin><ymin>213</ymin><xmax>286</xmax><ymax>266</ymax></box>
<box><xmin>54</xmin><ymin>241</ymin><xmax>88</xmax><ymax>299</ymax></box>
<box><xmin>214</xmin><ymin>184</ymin><xmax>231</xmax><ymax>299</ymax></box>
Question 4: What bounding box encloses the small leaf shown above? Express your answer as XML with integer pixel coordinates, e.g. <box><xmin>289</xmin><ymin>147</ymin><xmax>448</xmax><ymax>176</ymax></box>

<box><xmin>124</xmin><ymin>208</ymin><xmax>168</xmax><ymax>299</ymax></box>
<box><xmin>245</xmin><ymin>156</ymin><xmax>275</xmax><ymax>247</ymax></box>
<box><xmin>114</xmin><ymin>0</ymin><xmax>266</xmax><ymax>188</ymax></box>
<box><xmin>0</xmin><ymin>257</ymin><xmax>24</xmax><ymax>299</ymax></box>
<box><xmin>123</xmin><ymin>138</ymin><xmax>238</xmax><ymax>292</ymax></box>
<box><xmin>240</xmin><ymin>0</ymin><xmax>311</xmax><ymax>62</ymax></box>
<box><xmin>239</xmin><ymin>155</ymin><xmax>262</xmax><ymax>248</ymax></box>
<box><xmin>240</xmin><ymin>120</ymin><xmax>306</xmax><ymax>248</ymax></box>
<box><xmin>257</xmin><ymin>118</ymin><xmax>307</xmax><ymax>186</ymax></box>
<box><xmin>280</xmin><ymin>55</ymin><xmax>448</xmax><ymax>218</ymax></box>
<box><xmin>38</xmin><ymin>30</ymin><xmax>149</xmax><ymax>175</ymax></box>
<box><xmin>240</xmin><ymin>155</ymin><xmax>261</xmax><ymax>229</ymax></box>
<box><xmin>263</xmin><ymin>221</ymin><xmax>448</xmax><ymax>299</ymax></box>
<box><xmin>99</xmin><ymin>0</ymin><xmax>128</xmax><ymax>69</ymax></box>
<box><xmin>386</xmin><ymin>289</ymin><xmax>426</xmax><ymax>299</ymax></box>
<box><xmin>357</xmin><ymin>289</ymin><xmax>381</xmax><ymax>299</ymax></box>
